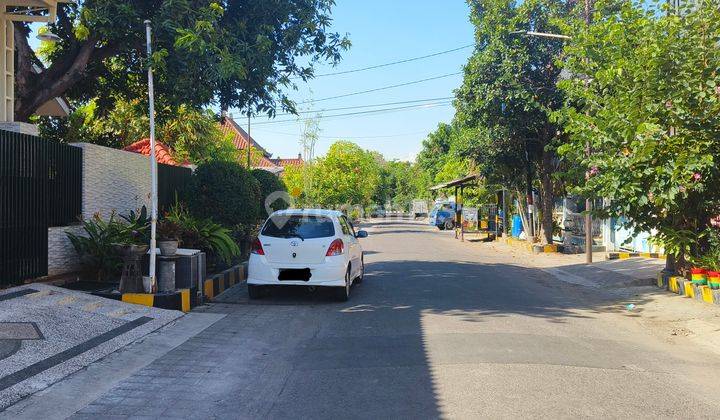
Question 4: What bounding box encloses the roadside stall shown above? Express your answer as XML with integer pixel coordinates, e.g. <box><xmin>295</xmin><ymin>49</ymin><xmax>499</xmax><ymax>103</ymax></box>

<box><xmin>430</xmin><ymin>174</ymin><xmax>493</xmax><ymax>241</ymax></box>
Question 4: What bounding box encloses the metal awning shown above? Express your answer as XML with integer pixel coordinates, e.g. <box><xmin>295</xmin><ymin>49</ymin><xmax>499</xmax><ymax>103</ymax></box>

<box><xmin>429</xmin><ymin>174</ymin><xmax>481</xmax><ymax>191</ymax></box>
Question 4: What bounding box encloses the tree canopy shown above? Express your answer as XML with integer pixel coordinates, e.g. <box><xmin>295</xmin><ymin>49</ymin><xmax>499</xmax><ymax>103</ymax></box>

<box><xmin>452</xmin><ymin>0</ymin><xmax>569</xmax><ymax>242</ymax></box>
<box><xmin>17</xmin><ymin>0</ymin><xmax>350</xmax><ymax>121</ymax></box>
<box><xmin>555</xmin><ymin>0</ymin><xmax>720</xmax><ymax>262</ymax></box>
<box><xmin>310</xmin><ymin>141</ymin><xmax>380</xmax><ymax>208</ymax></box>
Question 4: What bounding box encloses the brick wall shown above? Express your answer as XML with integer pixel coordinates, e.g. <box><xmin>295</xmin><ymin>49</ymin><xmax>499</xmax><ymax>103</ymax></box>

<box><xmin>48</xmin><ymin>225</ymin><xmax>85</xmax><ymax>276</ymax></box>
<box><xmin>47</xmin><ymin>143</ymin><xmax>154</xmax><ymax>277</ymax></box>
<box><xmin>73</xmin><ymin>143</ymin><xmax>152</xmax><ymax>219</ymax></box>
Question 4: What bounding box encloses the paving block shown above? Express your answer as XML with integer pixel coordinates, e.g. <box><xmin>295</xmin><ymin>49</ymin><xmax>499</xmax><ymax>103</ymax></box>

<box><xmin>713</xmin><ymin>289</ymin><xmax>720</xmax><ymax>306</ymax></box>
<box><xmin>684</xmin><ymin>281</ymin><xmax>695</xmax><ymax>298</ymax></box>
<box><xmin>692</xmin><ymin>284</ymin><xmax>704</xmax><ymax>301</ymax></box>
<box><xmin>668</xmin><ymin>276</ymin><xmax>679</xmax><ymax>293</ymax></box>
<box><xmin>701</xmin><ymin>286</ymin><xmax>714</xmax><ymax>304</ymax></box>
<box><xmin>656</xmin><ymin>272</ymin><xmax>667</xmax><ymax>288</ymax></box>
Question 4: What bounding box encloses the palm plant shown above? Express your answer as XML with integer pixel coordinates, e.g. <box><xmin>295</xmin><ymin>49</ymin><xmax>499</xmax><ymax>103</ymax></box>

<box><xmin>164</xmin><ymin>203</ymin><xmax>240</xmax><ymax>264</ymax></box>
<box><xmin>67</xmin><ymin>211</ymin><xmax>148</xmax><ymax>281</ymax></box>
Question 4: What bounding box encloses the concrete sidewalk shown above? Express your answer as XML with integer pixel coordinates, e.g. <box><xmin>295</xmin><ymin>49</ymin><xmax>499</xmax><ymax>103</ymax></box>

<box><xmin>0</xmin><ymin>284</ymin><xmax>183</xmax><ymax>410</ymax></box>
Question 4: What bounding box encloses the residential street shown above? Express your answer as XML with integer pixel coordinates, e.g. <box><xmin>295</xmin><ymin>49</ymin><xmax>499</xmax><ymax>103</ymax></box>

<box><xmin>7</xmin><ymin>218</ymin><xmax>720</xmax><ymax>419</ymax></box>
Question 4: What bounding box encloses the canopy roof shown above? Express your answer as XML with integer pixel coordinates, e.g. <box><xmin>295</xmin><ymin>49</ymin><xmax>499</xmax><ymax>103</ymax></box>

<box><xmin>3</xmin><ymin>1</ymin><xmax>73</xmax><ymax>23</ymax></box>
<box><xmin>429</xmin><ymin>174</ymin><xmax>482</xmax><ymax>191</ymax></box>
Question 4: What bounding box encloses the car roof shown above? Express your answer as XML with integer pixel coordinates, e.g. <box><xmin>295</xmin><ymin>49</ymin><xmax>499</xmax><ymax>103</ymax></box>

<box><xmin>270</xmin><ymin>208</ymin><xmax>344</xmax><ymax>218</ymax></box>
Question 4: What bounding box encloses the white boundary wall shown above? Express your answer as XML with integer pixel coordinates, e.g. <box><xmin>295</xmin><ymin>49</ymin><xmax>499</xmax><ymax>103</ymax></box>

<box><xmin>48</xmin><ymin>143</ymin><xmax>154</xmax><ymax>276</ymax></box>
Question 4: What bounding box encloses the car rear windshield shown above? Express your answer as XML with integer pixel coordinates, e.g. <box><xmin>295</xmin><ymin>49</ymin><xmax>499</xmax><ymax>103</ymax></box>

<box><xmin>261</xmin><ymin>215</ymin><xmax>335</xmax><ymax>239</ymax></box>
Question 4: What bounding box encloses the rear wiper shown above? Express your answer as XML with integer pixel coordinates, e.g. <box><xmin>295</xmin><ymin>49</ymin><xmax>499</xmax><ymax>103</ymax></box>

<box><xmin>286</xmin><ymin>233</ymin><xmax>304</xmax><ymax>241</ymax></box>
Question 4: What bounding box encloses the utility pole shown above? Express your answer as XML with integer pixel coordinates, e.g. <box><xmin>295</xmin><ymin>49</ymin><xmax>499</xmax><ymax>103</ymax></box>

<box><xmin>584</xmin><ymin>0</ymin><xmax>594</xmax><ymax>264</ymax></box>
<box><xmin>247</xmin><ymin>113</ymin><xmax>252</xmax><ymax>169</ymax></box>
<box><xmin>144</xmin><ymin>20</ymin><xmax>158</xmax><ymax>291</ymax></box>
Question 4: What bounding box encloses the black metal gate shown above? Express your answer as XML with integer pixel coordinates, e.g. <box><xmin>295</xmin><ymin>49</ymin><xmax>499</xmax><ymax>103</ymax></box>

<box><xmin>0</xmin><ymin>130</ymin><xmax>82</xmax><ymax>286</ymax></box>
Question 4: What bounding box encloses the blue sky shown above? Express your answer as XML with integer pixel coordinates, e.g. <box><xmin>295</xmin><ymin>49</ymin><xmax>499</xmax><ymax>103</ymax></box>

<box><xmin>232</xmin><ymin>0</ymin><xmax>475</xmax><ymax>162</ymax></box>
<box><xmin>29</xmin><ymin>1</ymin><xmax>474</xmax><ymax>161</ymax></box>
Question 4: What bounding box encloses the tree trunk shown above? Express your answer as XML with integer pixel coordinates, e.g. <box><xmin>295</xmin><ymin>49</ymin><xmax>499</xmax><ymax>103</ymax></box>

<box><xmin>540</xmin><ymin>148</ymin><xmax>555</xmax><ymax>245</ymax></box>
<box><xmin>13</xmin><ymin>26</ymin><xmax>119</xmax><ymax>122</ymax></box>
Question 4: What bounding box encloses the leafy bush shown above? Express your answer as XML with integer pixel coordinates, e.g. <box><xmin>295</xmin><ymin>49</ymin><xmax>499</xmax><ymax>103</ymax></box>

<box><xmin>186</xmin><ymin>161</ymin><xmax>261</xmax><ymax>227</ymax></box>
<box><xmin>157</xmin><ymin>219</ymin><xmax>183</xmax><ymax>241</ymax></box>
<box><xmin>251</xmin><ymin>169</ymin><xmax>289</xmax><ymax>217</ymax></box>
<box><xmin>67</xmin><ymin>211</ymin><xmax>149</xmax><ymax>281</ymax></box>
<box><xmin>165</xmin><ymin>204</ymin><xmax>240</xmax><ymax>265</ymax></box>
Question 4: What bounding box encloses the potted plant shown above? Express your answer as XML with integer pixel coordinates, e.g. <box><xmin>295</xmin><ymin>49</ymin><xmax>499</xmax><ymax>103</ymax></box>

<box><xmin>157</xmin><ymin>219</ymin><xmax>182</xmax><ymax>256</ymax></box>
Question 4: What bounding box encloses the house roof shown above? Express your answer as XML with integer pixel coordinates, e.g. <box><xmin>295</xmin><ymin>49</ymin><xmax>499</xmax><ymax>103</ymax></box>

<box><xmin>123</xmin><ymin>139</ymin><xmax>181</xmax><ymax>166</ymax></box>
<box><xmin>270</xmin><ymin>153</ymin><xmax>304</xmax><ymax>168</ymax></box>
<box><xmin>219</xmin><ymin>116</ymin><xmax>271</xmax><ymax>157</ymax></box>
<box><xmin>220</xmin><ymin>116</ymin><xmax>280</xmax><ymax>170</ymax></box>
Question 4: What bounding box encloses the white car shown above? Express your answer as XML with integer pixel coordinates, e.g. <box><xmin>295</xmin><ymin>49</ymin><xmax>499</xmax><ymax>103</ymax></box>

<box><xmin>247</xmin><ymin>209</ymin><xmax>368</xmax><ymax>301</ymax></box>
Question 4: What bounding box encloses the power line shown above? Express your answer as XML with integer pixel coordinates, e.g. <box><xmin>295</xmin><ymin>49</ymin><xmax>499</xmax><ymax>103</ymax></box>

<box><xmin>275</xmin><ymin>96</ymin><xmax>454</xmax><ymax>116</ymax></box>
<box><xmin>299</xmin><ymin>72</ymin><xmax>462</xmax><ymax>104</ymax></box>
<box><xmin>303</xmin><ymin>44</ymin><xmax>475</xmax><ymax>78</ymax></box>
<box><xmin>252</xmin><ymin>127</ymin><xmax>432</xmax><ymax>140</ymax></box>
<box><xmin>252</xmin><ymin>101</ymin><xmax>453</xmax><ymax>126</ymax></box>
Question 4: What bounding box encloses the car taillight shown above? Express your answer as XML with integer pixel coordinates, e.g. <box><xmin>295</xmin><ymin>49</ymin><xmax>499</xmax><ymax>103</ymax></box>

<box><xmin>326</xmin><ymin>239</ymin><xmax>344</xmax><ymax>256</ymax></box>
<box><xmin>251</xmin><ymin>238</ymin><xmax>265</xmax><ymax>255</ymax></box>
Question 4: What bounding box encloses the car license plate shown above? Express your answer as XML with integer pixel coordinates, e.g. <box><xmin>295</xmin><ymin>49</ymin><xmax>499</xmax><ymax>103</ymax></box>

<box><xmin>278</xmin><ymin>268</ymin><xmax>312</xmax><ymax>281</ymax></box>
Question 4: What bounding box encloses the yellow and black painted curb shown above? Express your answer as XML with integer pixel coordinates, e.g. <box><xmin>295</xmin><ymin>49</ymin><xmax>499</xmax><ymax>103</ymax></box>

<box><xmin>657</xmin><ymin>272</ymin><xmax>720</xmax><ymax>306</ymax></box>
<box><xmin>202</xmin><ymin>262</ymin><xmax>248</xmax><ymax>301</ymax></box>
<box><xmin>498</xmin><ymin>237</ymin><xmax>562</xmax><ymax>254</ymax></box>
<box><xmin>94</xmin><ymin>289</ymin><xmax>192</xmax><ymax>312</ymax></box>
<box><xmin>608</xmin><ymin>252</ymin><xmax>666</xmax><ymax>260</ymax></box>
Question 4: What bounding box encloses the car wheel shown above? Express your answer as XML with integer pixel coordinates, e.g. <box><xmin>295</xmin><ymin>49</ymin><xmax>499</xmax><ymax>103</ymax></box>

<box><xmin>444</xmin><ymin>220</ymin><xmax>454</xmax><ymax>230</ymax></box>
<box><xmin>335</xmin><ymin>268</ymin><xmax>351</xmax><ymax>302</ymax></box>
<box><xmin>355</xmin><ymin>257</ymin><xmax>364</xmax><ymax>284</ymax></box>
<box><xmin>248</xmin><ymin>284</ymin><xmax>263</xmax><ymax>299</ymax></box>
<box><xmin>438</xmin><ymin>224</ymin><xmax>445</xmax><ymax>230</ymax></box>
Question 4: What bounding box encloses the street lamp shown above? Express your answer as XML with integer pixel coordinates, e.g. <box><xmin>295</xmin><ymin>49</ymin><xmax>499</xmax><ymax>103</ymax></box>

<box><xmin>36</xmin><ymin>30</ymin><xmax>62</xmax><ymax>43</ymax></box>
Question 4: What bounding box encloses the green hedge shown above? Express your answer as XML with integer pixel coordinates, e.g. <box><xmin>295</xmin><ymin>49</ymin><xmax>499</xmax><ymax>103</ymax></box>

<box><xmin>251</xmin><ymin>168</ymin><xmax>289</xmax><ymax>216</ymax></box>
<box><xmin>186</xmin><ymin>161</ymin><xmax>261</xmax><ymax>227</ymax></box>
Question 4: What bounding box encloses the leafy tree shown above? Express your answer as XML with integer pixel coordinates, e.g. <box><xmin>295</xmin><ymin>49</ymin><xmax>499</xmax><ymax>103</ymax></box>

<box><xmin>417</xmin><ymin>123</ymin><xmax>454</xmax><ymax>182</ymax></box>
<box><xmin>16</xmin><ymin>0</ymin><xmax>350</xmax><ymax>121</ymax></box>
<box><xmin>311</xmin><ymin>141</ymin><xmax>380</xmax><ymax>207</ymax></box>
<box><xmin>159</xmin><ymin>106</ymin><xmax>238</xmax><ymax>164</ymax></box>
<box><xmin>251</xmin><ymin>169</ymin><xmax>289</xmax><ymax>216</ymax></box>
<box><xmin>454</xmin><ymin>0</ymin><xmax>569</xmax><ymax>243</ymax></box>
<box><xmin>282</xmin><ymin>163</ymin><xmax>316</xmax><ymax>208</ymax></box>
<box><xmin>555</xmin><ymin>0</ymin><xmax>720</xmax><ymax>268</ymax></box>
<box><xmin>40</xmin><ymin>98</ymin><xmax>238</xmax><ymax>164</ymax></box>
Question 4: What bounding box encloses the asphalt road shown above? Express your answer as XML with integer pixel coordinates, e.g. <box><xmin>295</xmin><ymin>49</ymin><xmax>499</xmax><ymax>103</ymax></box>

<box><xmin>47</xmin><ymin>219</ymin><xmax>720</xmax><ymax>418</ymax></box>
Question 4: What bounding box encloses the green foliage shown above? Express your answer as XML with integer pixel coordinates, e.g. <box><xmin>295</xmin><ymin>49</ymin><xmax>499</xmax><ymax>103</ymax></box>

<box><xmin>164</xmin><ymin>204</ymin><xmax>240</xmax><ymax>265</ymax></box>
<box><xmin>23</xmin><ymin>1</ymin><xmax>350</xmax><ymax>120</ymax></box>
<box><xmin>156</xmin><ymin>219</ymin><xmax>183</xmax><ymax>241</ymax></box>
<box><xmin>282</xmin><ymin>163</ymin><xmax>315</xmax><ymax>207</ymax></box>
<box><xmin>251</xmin><ymin>169</ymin><xmax>289</xmax><ymax>215</ymax></box>
<box><xmin>693</xmin><ymin>228</ymin><xmax>720</xmax><ymax>272</ymax></box>
<box><xmin>555</xmin><ymin>0</ymin><xmax>720</xmax><ymax>262</ymax></box>
<box><xmin>452</xmin><ymin>0</ymin><xmax>569</xmax><ymax>243</ymax></box>
<box><xmin>310</xmin><ymin>141</ymin><xmax>380</xmax><ymax>207</ymax></box>
<box><xmin>40</xmin><ymin>99</ymin><xmax>238</xmax><ymax>165</ymax></box>
<box><xmin>186</xmin><ymin>161</ymin><xmax>262</xmax><ymax>228</ymax></box>
<box><xmin>67</xmin><ymin>210</ymin><xmax>149</xmax><ymax>281</ymax></box>
<box><xmin>159</xmin><ymin>106</ymin><xmax>238</xmax><ymax>164</ymax></box>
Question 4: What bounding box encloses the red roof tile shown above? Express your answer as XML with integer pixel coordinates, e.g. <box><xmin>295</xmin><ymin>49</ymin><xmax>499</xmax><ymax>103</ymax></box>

<box><xmin>220</xmin><ymin>116</ymin><xmax>282</xmax><ymax>170</ymax></box>
<box><xmin>123</xmin><ymin>138</ymin><xmax>180</xmax><ymax>166</ymax></box>
<box><xmin>271</xmin><ymin>154</ymin><xmax>304</xmax><ymax>168</ymax></box>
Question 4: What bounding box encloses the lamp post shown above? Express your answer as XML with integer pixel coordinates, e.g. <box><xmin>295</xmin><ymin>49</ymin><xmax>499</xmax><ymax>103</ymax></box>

<box><xmin>144</xmin><ymin>20</ymin><xmax>159</xmax><ymax>291</ymax></box>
